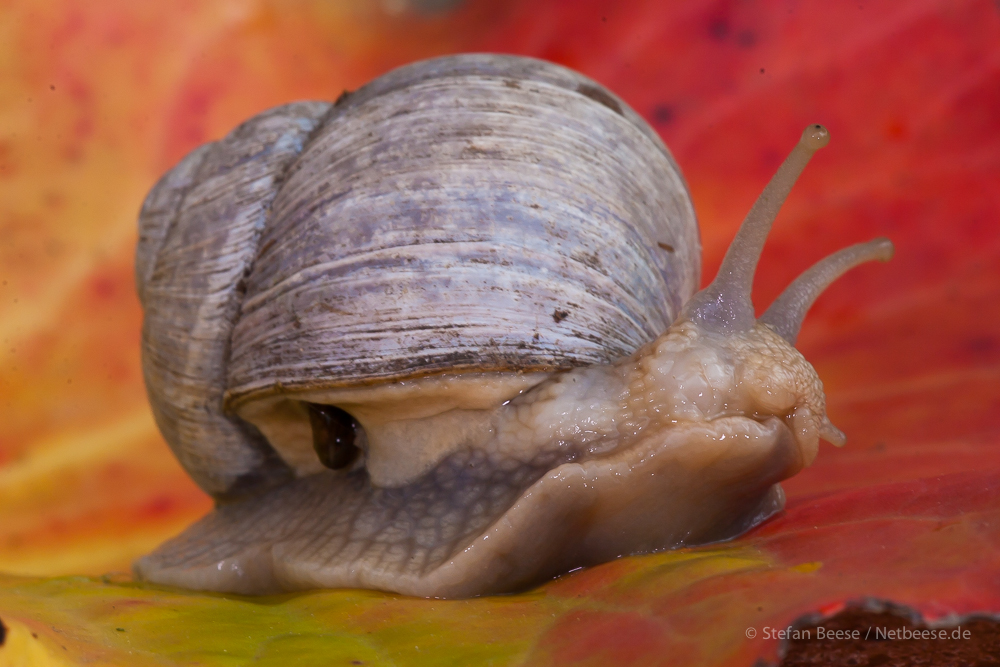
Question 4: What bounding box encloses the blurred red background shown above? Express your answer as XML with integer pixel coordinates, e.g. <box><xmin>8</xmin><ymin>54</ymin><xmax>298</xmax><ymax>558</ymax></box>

<box><xmin>0</xmin><ymin>1</ymin><xmax>998</xmax><ymax>663</ymax></box>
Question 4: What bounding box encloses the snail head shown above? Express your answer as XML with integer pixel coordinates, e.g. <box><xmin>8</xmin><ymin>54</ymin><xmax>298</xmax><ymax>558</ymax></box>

<box><xmin>667</xmin><ymin>124</ymin><xmax>893</xmax><ymax>463</ymax></box>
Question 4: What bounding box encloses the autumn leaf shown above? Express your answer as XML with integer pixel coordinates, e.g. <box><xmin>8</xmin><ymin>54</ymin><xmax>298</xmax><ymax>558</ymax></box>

<box><xmin>1</xmin><ymin>1</ymin><xmax>998</xmax><ymax>665</ymax></box>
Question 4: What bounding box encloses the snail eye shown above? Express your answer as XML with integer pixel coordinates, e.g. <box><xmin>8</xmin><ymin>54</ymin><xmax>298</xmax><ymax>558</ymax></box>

<box><xmin>307</xmin><ymin>404</ymin><xmax>361</xmax><ymax>470</ymax></box>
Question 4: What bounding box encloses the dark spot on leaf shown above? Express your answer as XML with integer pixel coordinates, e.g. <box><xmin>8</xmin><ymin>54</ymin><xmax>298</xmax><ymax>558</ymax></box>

<box><xmin>576</xmin><ymin>84</ymin><xmax>623</xmax><ymax>116</ymax></box>
<box><xmin>708</xmin><ymin>18</ymin><xmax>729</xmax><ymax>40</ymax></box>
<box><xmin>967</xmin><ymin>335</ymin><xmax>996</xmax><ymax>354</ymax></box>
<box><xmin>49</xmin><ymin>84</ymin><xmax>55</xmax><ymax>91</ymax></box>
<box><xmin>652</xmin><ymin>104</ymin><xmax>675</xmax><ymax>125</ymax></box>
<box><xmin>0</xmin><ymin>617</ymin><xmax>6</xmax><ymax>645</ymax></box>
<box><xmin>657</xmin><ymin>242</ymin><xmax>675</xmax><ymax>253</ymax></box>
<box><xmin>736</xmin><ymin>30</ymin><xmax>756</xmax><ymax>48</ymax></box>
<box><xmin>553</xmin><ymin>309</ymin><xmax>569</xmax><ymax>323</ymax></box>
<box><xmin>407</xmin><ymin>0</ymin><xmax>464</xmax><ymax>14</ymax></box>
<box><xmin>760</xmin><ymin>67</ymin><xmax>766</xmax><ymax>74</ymax></box>
<box><xmin>116</xmin><ymin>627</ymin><xmax>125</xmax><ymax>632</ymax></box>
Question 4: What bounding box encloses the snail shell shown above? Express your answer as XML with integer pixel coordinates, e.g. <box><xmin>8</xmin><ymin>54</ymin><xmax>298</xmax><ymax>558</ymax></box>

<box><xmin>136</xmin><ymin>54</ymin><xmax>697</xmax><ymax>498</ymax></box>
<box><xmin>134</xmin><ymin>54</ymin><xmax>890</xmax><ymax>597</ymax></box>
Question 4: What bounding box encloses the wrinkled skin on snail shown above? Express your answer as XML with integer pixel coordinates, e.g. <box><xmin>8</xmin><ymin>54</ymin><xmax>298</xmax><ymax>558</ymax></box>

<box><xmin>134</xmin><ymin>56</ymin><xmax>891</xmax><ymax>598</ymax></box>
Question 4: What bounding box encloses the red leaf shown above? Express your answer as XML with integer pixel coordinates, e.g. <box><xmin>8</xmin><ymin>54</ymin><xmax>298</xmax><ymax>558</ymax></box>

<box><xmin>0</xmin><ymin>1</ymin><xmax>997</xmax><ymax>665</ymax></box>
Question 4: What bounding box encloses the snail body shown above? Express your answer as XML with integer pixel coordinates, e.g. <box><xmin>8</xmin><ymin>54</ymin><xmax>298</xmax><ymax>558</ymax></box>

<box><xmin>134</xmin><ymin>54</ymin><xmax>890</xmax><ymax>597</ymax></box>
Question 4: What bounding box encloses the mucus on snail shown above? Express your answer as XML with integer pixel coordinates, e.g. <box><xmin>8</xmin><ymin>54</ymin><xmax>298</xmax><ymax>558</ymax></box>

<box><xmin>133</xmin><ymin>54</ymin><xmax>892</xmax><ymax>598</ymax></box>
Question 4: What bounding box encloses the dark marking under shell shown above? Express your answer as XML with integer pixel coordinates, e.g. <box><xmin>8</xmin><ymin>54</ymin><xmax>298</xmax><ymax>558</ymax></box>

<box><xmin>308</xmin><ymin>404</ymin><xmax>361</xmax><ymax>470</ymax></box>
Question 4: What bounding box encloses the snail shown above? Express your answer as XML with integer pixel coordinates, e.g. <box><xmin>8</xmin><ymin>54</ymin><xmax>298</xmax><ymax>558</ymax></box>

<box><xmin>133</xmin><ymin>54</ymin><xmax>892</xmax><ymax>598</ymax></box>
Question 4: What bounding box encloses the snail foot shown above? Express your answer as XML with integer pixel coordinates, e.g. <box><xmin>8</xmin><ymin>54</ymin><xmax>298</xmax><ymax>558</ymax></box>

<box><xmin>134</xmin><ymin>416</ymin><xmax>797</xmax><ymax>598</ymax></box>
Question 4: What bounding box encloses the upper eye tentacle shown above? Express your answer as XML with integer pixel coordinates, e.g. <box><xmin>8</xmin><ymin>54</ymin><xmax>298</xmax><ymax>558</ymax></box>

<box><xmin>759</xmin><ymin>238</ymin><xmax>894</xmax><ymax>345</ymax></box>
<box><xmin>682</xmin><ymin>124</ymin><xmax>830</xmax><ymax>335</ymax></box>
